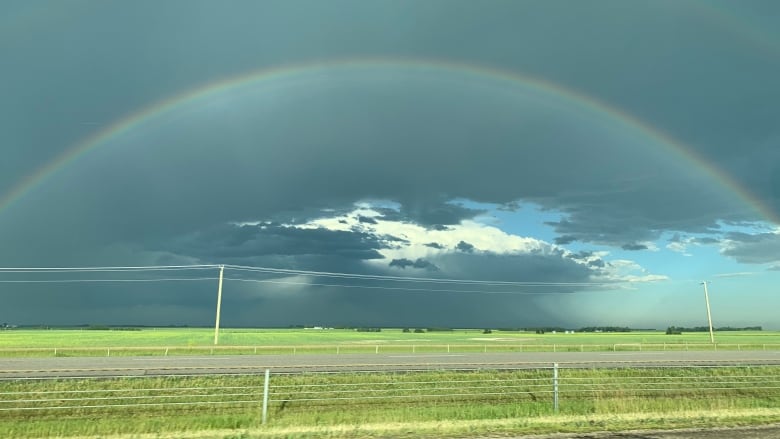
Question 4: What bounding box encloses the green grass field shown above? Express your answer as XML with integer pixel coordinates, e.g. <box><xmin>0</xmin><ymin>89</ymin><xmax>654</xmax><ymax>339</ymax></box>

<box><xmin>1</xmin><ymin>328</ymin><xmax>779</xmax><ymax>357</ymax></box>
<box><xmin>3</xmin><ymin>328</ymin><xmax>780</xmax><ymax>347</ymax></box>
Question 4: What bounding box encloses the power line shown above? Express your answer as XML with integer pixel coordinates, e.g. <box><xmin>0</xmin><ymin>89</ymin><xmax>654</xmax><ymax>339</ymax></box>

<box><xmin>0</xmin><ymin>262</ymin><xmax>629</xmax><ymax>288</ymax></box>
<box><xmin>224</xmin><ymin>264</ymin><xmax>614</xmax><ymax>287</ymax></box>
<box><xmin>0</xmin><ymin>277</ymin><xmax>219</xmax><ymax>284</ymax></box>
<box><xmin>0</xmin><ymin>263</ymin><xmax>639</xmax><ymax>289</ymax></box>
<box><xmin>223</xmin><ymin>277</ymin><xmax>585</xmax><ymax>295</ymax></box>
<box><xmin>0</xmin><ymin>264</ymin><xmax>219</xmax><ymax>273</ymax></box>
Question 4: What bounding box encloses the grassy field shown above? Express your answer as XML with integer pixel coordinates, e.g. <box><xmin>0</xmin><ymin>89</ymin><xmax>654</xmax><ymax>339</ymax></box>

<box><xmin>2</xmin><ymin>328</ymin><xmax>779</xmax><ymax>347</ymax></box>
<box><xmin>2</xmin><ymin>366</ymin><xmax>779</xmax><ymax>438</ymax></box>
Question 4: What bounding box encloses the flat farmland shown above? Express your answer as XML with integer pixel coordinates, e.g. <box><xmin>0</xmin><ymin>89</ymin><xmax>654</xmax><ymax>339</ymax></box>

<box><xmin>1</xmin><ymin>329</ymin><xmax>779</xmax><ymax>356</ymax></box>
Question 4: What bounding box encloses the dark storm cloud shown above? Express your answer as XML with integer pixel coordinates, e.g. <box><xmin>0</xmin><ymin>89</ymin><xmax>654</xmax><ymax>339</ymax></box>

<box><xmin>455</xmin><ymin>241</ymin><xmax>475</xmax><ymax>253</ymax></box>
<box><xmin>5</xmin><ymin>2</ymin><xmax>773</xmax><ymax>248</ymax></box>
<box><xmin>588</xmin><ymin>259</ymin><xmax>606</xmax><ymax>268</ymax></box>
<box><xmin>554</xmin><ymin>235</ymin><xmax>578</xmax><ymax>245</ymax></box>
<box><xmin>388</xmin><ymin>258</ymin><xmax>439</xmax><ymax>271</ymax></box>
<box><xmin>357</xmin><ymin>215</ymin><xmax>378</xmax><ymax>224</ymax></box>
<box><xmin>165</xmin><ymin>223</ymin><xmax>391</xmax><ymax>263</ymax></box>
<box><xmin>427</xmin><ymin>250</ymin><xmax>597</xmax><ymax>293</ymax></box>
<box><xmin>571</xmin><ymin>250</ymin><xmax>605</xmax><ymax>268</ymax></box>
<box><xmin>2</xmin><ymin>1</ymin><xmax>779</xmax><ymax>326</ymax></box>
<box><xmin>721</xmin><ymin>232</ymin><xmax>780</xmax><ymax>264</ymax></box>
<box><xmin>424</xmin><ymin>242</ymin><xmax>445</xmax><ymax>249</ymax></box>
<box><xmin>621</xmin><ymin>243</ymin><xmax>648</xmax><ymax>251</ymax></box>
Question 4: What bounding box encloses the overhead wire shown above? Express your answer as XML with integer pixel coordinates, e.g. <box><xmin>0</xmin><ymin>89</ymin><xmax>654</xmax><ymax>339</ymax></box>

<box><xmin>224</xmin><ymin>264</ymin><xmax>615</xmax><ymax>287</ymax></box>
<box><xmin>0</xmin><ymin>263</ymin><xmax>631</xmax><ymax>294</ymax></box>
<box><xmin>0</xmin><ymin>278</ymin><xmax>219</xmax><ymax>284</ymax></box>
<box><xmin>222</xmin><ymin>277</ymin><xmax>583</xmax><ymax>295</ymax></box>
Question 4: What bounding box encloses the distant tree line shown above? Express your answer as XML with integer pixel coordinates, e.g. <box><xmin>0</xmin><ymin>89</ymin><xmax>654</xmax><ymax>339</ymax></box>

<box><xmin>577</xmin><ymin>326</ymin><xmax>633</xmax><ymax>333</ymax></box>
<box><xmin>666</xmin><ymin>326</ymin><xmax>761</xmax><ymax>334</ymax></box>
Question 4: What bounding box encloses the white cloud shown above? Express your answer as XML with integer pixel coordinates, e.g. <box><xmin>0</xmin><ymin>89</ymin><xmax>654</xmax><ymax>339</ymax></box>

<box><xmin>713</xmin><ymin>272</ymin><xmax>756</xmax><ymax>278</ymax></box>
<box><xmin>595</xmin><ymin>259</ymin><xmax>669</xmax><ymax>284</ymax></box>
<box><xmin>294</xmin><ymin>206</ymin><xmax>550</xmax><ymax>263</ymax></box>
<box><xmin>288</xmin><ymin>205</ymin><xmax>668</xmax><ymax>284</ymax></box>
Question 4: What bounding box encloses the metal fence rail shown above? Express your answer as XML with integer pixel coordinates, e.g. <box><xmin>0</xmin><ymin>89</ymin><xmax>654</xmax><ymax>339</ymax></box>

<box><xmin>1</xmin><ymin>364</ymin><xmax>778</xmax><ymax>424</ymax></box>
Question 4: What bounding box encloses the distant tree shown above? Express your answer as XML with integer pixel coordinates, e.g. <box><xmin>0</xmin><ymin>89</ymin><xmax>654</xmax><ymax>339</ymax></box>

<box><xmin>414</xmin><ymin>328</ymin><xmax>425</xmax><ymax>333</ymax></box>
<box><xmin>483</xmin><ymin>329</ymin><xmax>492</xmax><ymax>334</ymax></box>
<box><xmin>402</xmin><ymin>328</ymin><xmax>411</xmax><ymax>333</ymax></box>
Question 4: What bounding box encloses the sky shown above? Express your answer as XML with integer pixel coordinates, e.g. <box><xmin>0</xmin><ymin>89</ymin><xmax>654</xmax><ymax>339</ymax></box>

<box><xmin>1</xmin><ymin>0</ymin><xmax>780</xmax><ymax>329</ymax></box>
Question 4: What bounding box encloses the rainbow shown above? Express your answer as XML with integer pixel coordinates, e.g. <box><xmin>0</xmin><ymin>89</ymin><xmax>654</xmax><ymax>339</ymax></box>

<box><xmin>1</xmin><ymin>58</ymin><xmax>776</xmax><ymax>225</ymax></box>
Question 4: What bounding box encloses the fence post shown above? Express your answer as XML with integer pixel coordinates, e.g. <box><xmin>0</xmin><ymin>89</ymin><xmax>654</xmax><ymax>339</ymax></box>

<box><xmin>375</xmin><ymin>345</ymin><xmax>379</xmax><ymax>354</ymax></box>
<box><xmin>262</xmin><ymin>369</ymin><xmax>270</xmax><ymax>424</ymax></box>
<box><xmin>107</xmin><ymin>348</ymin><xmax>110</xmax><ymax>357</ymax></box>
<box><xmin>54</xmin><ymin>348</ymin><xmax>57</xmax><ymax>357</ymax></box>
<box><xmin>553</xmin><ymin>363</ymin><xmax>559</xmax><ymax>413</ymax></box>
<box><xmin>447</xmin><ymin>344</ymin><xmax>450</xmax><ymax>353</ymax></box>
<box><xmin>412</xmin><ymin>345</ymin><xmax>416</xmax><ymax>353</ymax></box>
<box><xmin>165</xmin><ymin>347</ymin><xmax>169</xmax><ymax>356</ymax></box>
<box><xmin>336</xmin><ymin>346</ymin><xmax>340</xmax><ymax>355</ymax></box>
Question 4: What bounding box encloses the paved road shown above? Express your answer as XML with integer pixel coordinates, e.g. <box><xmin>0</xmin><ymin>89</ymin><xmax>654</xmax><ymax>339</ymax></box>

<box><xmin>1</xmin><ymin>350</ymin><xmax>779</xmax><ymax>378</ymax></box>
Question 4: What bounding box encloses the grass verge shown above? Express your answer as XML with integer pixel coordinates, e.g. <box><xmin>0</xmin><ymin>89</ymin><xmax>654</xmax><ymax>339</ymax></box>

<box><xmin>1</xmin><ymin>366</ymin><xmax>779</xmax><ymax>438</ymax></box>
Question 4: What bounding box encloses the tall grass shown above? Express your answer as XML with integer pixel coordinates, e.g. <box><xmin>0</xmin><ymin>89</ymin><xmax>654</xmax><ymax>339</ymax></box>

<box><xmin>1</xmin><ymin>366</ymin><xmax>779</xmax><ymax>438</ymax></box>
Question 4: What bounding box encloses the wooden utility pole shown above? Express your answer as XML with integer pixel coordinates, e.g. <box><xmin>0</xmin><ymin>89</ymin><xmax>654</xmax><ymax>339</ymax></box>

<box><xmin>701</xmin><ymin>281</ymin><xmax>714</xmax><ymax>344</ymax></box>
<box><xmin>214</xmin><ymin>265</ymin><xmax>225</xmax><ymax>345</ymax></box>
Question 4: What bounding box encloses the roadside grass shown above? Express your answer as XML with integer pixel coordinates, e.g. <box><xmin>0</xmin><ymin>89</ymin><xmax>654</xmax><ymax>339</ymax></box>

<box><xmin>1</xmin><ymin>366</ymin><xmax>779</xmax><ymax>438</ymax></box>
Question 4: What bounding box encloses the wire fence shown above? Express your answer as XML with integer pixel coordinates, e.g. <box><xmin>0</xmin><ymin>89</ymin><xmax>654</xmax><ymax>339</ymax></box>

<box><xmin>1</xmin><ymin>364</ymin><xmax>779</xmax><ymax>424</ymax></box>
<box><xmin>2</xmin><ymin>342</ymin><xmax>779</xmax><ymax>357</ymax></box>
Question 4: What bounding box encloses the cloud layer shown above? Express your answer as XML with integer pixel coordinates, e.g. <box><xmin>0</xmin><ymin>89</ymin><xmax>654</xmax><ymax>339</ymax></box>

<box><xmin>1</xmin><ymin>1</ymin><xmax>779</xmax><ymax>327</ymax></box>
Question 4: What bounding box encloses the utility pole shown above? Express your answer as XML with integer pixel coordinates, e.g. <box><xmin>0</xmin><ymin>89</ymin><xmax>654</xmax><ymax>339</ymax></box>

<box><xmin>701</xmin><ymin>281</ymin><xmax>714</xmax><ymax>344</ymax></box>
<box><xmin>214</xmin><ymin>265</ymin><xmax>225</xmax><ymax>345</ymax></box>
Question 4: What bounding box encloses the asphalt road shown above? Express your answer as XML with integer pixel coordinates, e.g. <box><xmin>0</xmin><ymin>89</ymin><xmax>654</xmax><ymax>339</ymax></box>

<box><xmin>1</xmin><ymin>350</ymin><xmax>779</xmax><ymax>378</ymax></box>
